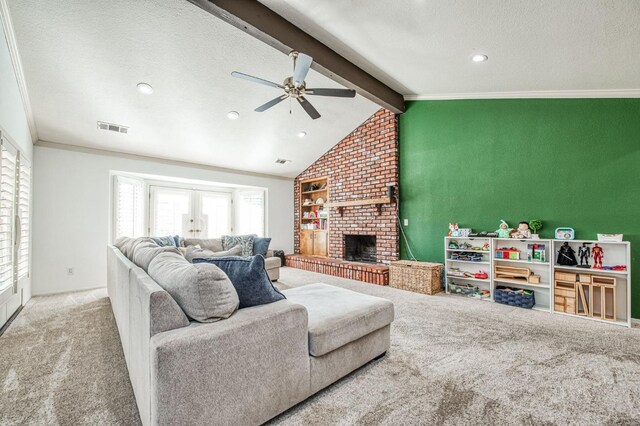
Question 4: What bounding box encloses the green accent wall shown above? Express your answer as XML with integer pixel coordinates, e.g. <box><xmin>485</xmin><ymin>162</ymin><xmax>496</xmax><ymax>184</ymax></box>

<box><xmin>398</xmin><ymin>99</ymin><xmax>640</xmax><ymax>318</ymax></box>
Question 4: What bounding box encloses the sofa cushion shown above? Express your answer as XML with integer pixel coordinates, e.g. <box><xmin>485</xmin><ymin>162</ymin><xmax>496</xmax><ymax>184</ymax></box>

<box><xmin>252</xmin><ymin>237</ymin><xmax>271</xmax><ymax>257</ymax></box>
<box><xmin>282</xmin><ymin>283</ymin><xmax>394</xmax><ymax>357</ymax></box>
<box><xmin>183</xmin><ymin>238</ymin><xmax>223</xmax><ymax>252</ymax></box>
<box><xmin>264</xmin><ymin>256</ymin><xmax>281</xmax><ymax>270</ymax></box>
<box><xmin>222</xmin><ymin>234</ymin><xmax>256</xmax><ymax>256</ymax></box>
<box><xmin>193</xmin><ymin>256</ymin><xmax>285</xmax><ymax>309</ymax></box>
<box><xmin>151</xmin><ymin>235</ymin><xmax>179</xmax><ymax>247</ymax></box>
<box><xmin>115</xmin><ymin>237</ymin><xmax>154</xmax><ymax>260</ymax></box>
<box><xmin>133</xmin><ymin>240</ymin><xmax>181</xmax><ymax>272</ymax></box>
<box><xmin>184</xmin><ymin>244</ymin><xmax>242</xmax><ymax>262</ymax></box>
<box><xmin>148</xmin><ymin>252</ymin><xmax>239</xmax><ymax>323</ymax></box>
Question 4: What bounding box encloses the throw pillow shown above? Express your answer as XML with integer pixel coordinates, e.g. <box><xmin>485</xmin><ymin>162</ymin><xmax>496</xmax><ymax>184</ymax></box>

<box><xmin>151</xmin><ymin>235</ymin><xmax>179</xmax><ymax>247</ymax></box>
<box><xmin>193</xmin><ymin>255</ymin><xmax>285</xmax><ymax>309</ymax></box>
<box><xmin>252</xmin><ymin>237</ymin><xmax>272</xmax><ymax>257</ymax></box>
<box><xmin>184</xmin><ymin>244</ymin><xmax>242</xmax><ymax>263</ymax></box>
<box><xmin>148</xmin><ymin>252</ymin><xmax>239</xmax><ymax>323</ymax></box>
<box><xmin>133</xmin><ymin>240</ymin><xmax>181</xmax><ymax>272</ymax></box>
<box><xmin>182</xmin><ymin>238</ymin><xmax>224</xmax><ymax>252</ymax></box>
<box><xmin>222</xmin><ymin>234</ymin><xmax>256</xmax><ymax>256</ymax></box>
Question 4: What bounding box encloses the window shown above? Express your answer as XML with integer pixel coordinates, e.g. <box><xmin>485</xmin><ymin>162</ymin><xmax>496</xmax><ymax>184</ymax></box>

<box><xmin>235</xmin><ymin>190</ymin><xmax>265</xmax><ymax>236</ymax></box>
<box><xmin>17</xmin><ymin>158</ymin><xmax>30</xmax><ymax>279</ymax></box>
<box><xmin>0</xmin><ymin>140</ymin><xmax>16</xmax><ymax>293</ymax></box>
<box><xmin>114</xmin><ymin>176</ymin><xmax>145</xmax><ymax>240</ymax></box>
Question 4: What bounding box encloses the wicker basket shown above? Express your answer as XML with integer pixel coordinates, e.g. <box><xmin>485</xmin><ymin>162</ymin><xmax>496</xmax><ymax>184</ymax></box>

<box><xmin>389</xmin><ymin>260</ymin><xmax>443</xmax><ymax>295</ymax></box>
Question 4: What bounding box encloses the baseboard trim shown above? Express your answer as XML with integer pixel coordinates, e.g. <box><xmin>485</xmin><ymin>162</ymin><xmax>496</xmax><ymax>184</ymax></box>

<box><xmin>0</xmin><ymin>305</ymin><xmax>23</xmax><ymax>337</ymax></box>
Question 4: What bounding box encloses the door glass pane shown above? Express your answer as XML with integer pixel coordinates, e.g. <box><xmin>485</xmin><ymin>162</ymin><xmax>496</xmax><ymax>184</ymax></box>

<box><xmin>235</xmin><ymin>190</ymin><xmax>265</xmax><ymax>236</ymax></box>
<box><xmin>151</xmin><ymin>188</ymin><xmax>191</xmax><ymax>237</ymax></box>
<box><xmin>199</xmin><ymin>192</ymin><xmax>230</xmax><ymax>238</ymax></box>
<box><xmin>115</xmin><ymin>177</ymin><xmax>144</xmax><ymax>239</ymax></box>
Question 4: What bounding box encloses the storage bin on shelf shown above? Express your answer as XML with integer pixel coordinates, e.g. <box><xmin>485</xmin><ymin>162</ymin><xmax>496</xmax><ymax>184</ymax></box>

<box><xmin>448</xmin><ymin>282</ymin><xmax>479</xmax><ymax>295</ymax></box>
<box><xmin>494</xmin><ymin>286</ymin><xmax>535</xmax><ymax>309</ymax></box>
<box><xmin>389</xmin><ymin>260</ymin><xmax>443</xmax><ymax>295</ymax></box>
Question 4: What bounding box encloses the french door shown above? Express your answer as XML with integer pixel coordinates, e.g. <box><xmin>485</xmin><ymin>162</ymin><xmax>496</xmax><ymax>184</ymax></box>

<box><xmin>149</xmin><ymin>186</ymin><xmax>232</xmax><ymax>238</ymax></box>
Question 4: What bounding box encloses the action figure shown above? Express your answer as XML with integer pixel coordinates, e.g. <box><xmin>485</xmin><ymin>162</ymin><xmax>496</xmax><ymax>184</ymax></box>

<box><xmin>592</xmin><ymin>243</ymin><xmax>604</xmax><ymax>269</ymax></box>
<box><xmin>496</xmin><ymin>220</ymin><xmax>512</xmax><ymax>238</ymax></box>
<box><xmin>577</xmin><ymin>242</ymin><xmax>592</xmax><ymax>268</ymax></box>
<box><xmin>557</xmin><ymin>242</ymin><xmax>578</xmax><ymax>266</ymax></box>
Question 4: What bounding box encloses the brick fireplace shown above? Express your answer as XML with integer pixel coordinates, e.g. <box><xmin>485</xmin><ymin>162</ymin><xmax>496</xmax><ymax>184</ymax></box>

<box><xmin>287</xmin><ymin>109</ymin><xmax>399</xmax><ymax>284</ymax></box>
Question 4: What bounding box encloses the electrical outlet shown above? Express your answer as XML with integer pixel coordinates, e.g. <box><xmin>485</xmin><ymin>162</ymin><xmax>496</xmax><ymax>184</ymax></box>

<box><xmin>403</xmin><ymin>219</ymin><xmax>409</xmax><ymax>226</ymax></box>
<box><xmin>67</xmin><ymin>268</ymin><xmax>74</xmax><ymax>276</ymax></box>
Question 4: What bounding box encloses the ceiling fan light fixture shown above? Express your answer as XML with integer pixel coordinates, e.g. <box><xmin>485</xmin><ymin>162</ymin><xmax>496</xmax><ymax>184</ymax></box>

<box><xmin>297</xmin><ymin>131</ymin><xmax>307</xmax><ymax>138</ymax></box>
<box><xmin>471</xmin><ymin>54</ymin><xmax>488</xmax><ymax>63</ymax></box>
<box><xmin>227</xmin><ymin>111</ymin><xmax>240</xmax><ymax>120</ymax></box>
<box><xmin>136</xmin><ymin>82</ymin><xmax>154</xmax><ymax>94</ymax></box>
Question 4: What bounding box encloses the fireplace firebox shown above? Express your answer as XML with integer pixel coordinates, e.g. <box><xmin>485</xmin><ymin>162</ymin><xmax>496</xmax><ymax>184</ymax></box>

<box><xmin>344</xmin><ymin>235</ymin><xmax>377</xmax><ymax>263</ymax></box>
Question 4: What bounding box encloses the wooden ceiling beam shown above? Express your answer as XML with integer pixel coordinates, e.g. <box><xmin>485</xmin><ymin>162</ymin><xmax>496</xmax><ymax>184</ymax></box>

<box><xmin>186</xmin><ymin>0</ymin><xmax>405</xmax><ymax>114</ymax></box>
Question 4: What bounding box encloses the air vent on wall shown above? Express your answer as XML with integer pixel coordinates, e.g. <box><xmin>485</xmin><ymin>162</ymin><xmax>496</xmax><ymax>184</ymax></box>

<box><xmin>275</xmin><ymin>158</ymin><xmax>292</xmax><ymax>164</ymax></box>
<box><xmin>97</xmin><ymin>121</ymin><xmax>128</xmax><ymax>134</ymax></box>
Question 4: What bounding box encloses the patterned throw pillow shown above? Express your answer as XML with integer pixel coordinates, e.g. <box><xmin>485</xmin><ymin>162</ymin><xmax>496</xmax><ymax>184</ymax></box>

<box><xmin>222</xmin><ymin>234</ymin><xmax>256</xmax><ymax>256</ymax></box>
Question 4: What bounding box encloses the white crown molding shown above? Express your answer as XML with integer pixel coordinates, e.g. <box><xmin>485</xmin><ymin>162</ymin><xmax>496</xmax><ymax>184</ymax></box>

<box><xmin>0</xmin><ymin>0</ymin><xmax>38</xmax><ymax>143</ymax></box>
<box><xmin>404</xmin><ymin>89</ymin><xmax>640</xmax><ymax>101</ymax></box>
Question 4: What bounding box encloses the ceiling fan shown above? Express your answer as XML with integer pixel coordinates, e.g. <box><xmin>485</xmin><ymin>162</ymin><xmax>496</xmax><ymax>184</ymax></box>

<box><xmin>231</xmin><ymin>51</ymin><xmax>356</xmax><ymax>120</ymax></box>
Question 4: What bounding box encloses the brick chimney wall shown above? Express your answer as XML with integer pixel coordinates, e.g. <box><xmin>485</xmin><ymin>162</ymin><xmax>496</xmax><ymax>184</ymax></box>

<box><xmin>293</xmin><ymin>109</ymin><xmax>399</xmax><ymax>262</ymax></box>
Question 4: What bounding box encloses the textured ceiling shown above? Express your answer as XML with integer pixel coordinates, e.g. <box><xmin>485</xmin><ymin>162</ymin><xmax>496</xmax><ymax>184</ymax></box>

<box><xmin>7</xmin><ymin>0</ymin><xmax>379</xmax><ymax>177</ymax></box>
<box><xmin>260</xmin><ymin>0</ymin><xmax>640</xmax><ymax>97</ymax></box>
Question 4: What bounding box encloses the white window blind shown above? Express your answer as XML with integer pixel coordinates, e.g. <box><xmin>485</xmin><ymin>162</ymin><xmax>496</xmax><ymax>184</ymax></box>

<box><xmin>235</xmin><ymin>190</ymin><xmax>265</xmax><ymax>236</ymax></box>
<box><xmin>17</xmin><ymin>159</ymin><xmax>30</xmax><ymax>279</ymax></box>
<box><xmin>0</xmin><ymin>141</ymin><xmax>16</xmax><ymax>293</ymax></box>
<box><xmin>114</xmin><ymin>176</ymin><xmax>144</xmax><ymax>240</ymax></box>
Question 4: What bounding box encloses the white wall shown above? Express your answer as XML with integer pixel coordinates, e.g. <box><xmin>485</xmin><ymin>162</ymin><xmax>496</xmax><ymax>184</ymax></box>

<box><xmin>32</xmin><ymin>144</ymin><xmax>294</xmax><ymax>295</ymax></box>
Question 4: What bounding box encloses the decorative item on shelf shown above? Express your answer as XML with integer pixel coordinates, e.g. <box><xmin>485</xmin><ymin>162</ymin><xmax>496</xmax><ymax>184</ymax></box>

<box><xmin>603</xmin><ymin>265</ymin><xmax>627</xmax><ymax>271</ymax></box>
<box><xmin>303</xmin><ymin>198</ymin><xmax>313</xmax><ymax>206</ymax></box>
<box><xmin>482</xmin><ymin>243</ymin><xmax>490</xmax><ymax>251</ymax></box>
<box><xmin>578</xmin><ymin>243</ymin><xmax>592</xmax><ymax>268</ymax></box>
<box><xmin>555</xmin><ymin>227</ymin><xmax>575</xmax><ymax>240</ymax></box>
<box><xmin>458</xmin><ymin>242</ymin><xmax>472</xmax><ymax>250</ymax></box>
<box><xmin>308</xmin><ymin>211</ymin><xmax>317</xmax><ymax>218</ymax></box>
<box><xmin>597</xmin><ymin>233</ymin><xmax>623</xmax><ymax>242</ymax></box>
<box><xmin>316</xmin><ymin>197</ymin><xmax>325</xmax><ymax>205</ymax></box>
<box><xmin>557</xmin><ymin>242</ymin><xmax>578</xmax><ymax>266</ymax></box>
<box><xmin>529</xmin><ymin>219</ymin><xmax>543</xmax><ymax>239</ymax></box>
<box><xmin>512</xmin><ymin>222</ymin><xmax>531</xmax><ymax>239</ymax></box>
<box><xmin>495</xmin><ymin>247</ymin><xmax>520</xmax><ymax>260</ymax></box>
<box><xmin>526</xmin><ymin>243</ymin><xmax>546</xmax><ymax>262</ymax></box>
<box><xmin>468</xmin><ymin>231</ymin><xmax>497</xmax><ymax>237</ymax></box>
<box><xmin>459</xmin><ymin>228</ymin><xmax>472</xmax><ymax>237</ymax></box>
<box><xmin>494</xmin><ymin>286</ymin><xmax>535</xmax><ymax>309</ymax></box>
<box><xmin>448</xmin><ymin>240</ymin><xmax>459</xmax><ymax>249</ymax></box>
<box><xmin>474</xmin><ymin>271</ymin><xmax>489</xmax><ymax>279</ymax></box>
<box><xmin>318</xmin><ymin>182</ymin><xmax>326</xmax><ymax>189</ymax></box>
<box><xmin>448</xmin><ymin>223</ymin><xmax>459</xmax><ymax>237</ymax></box>
<box><xmin>496</xmin><ymin>220</ymin><xmax>512</xmax><ymax>238</ymax></box>
<box><xmin>592</xmin><ymin>244</ymin><xmax>604</xmax><ymax>269</ymax></box>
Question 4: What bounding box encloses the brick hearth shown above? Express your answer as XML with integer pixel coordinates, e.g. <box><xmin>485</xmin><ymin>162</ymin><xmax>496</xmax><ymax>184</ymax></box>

<box><xmin>285</xmin><ymin>255</ymin><xmax>389</xmax><ymax>286</ymax></box>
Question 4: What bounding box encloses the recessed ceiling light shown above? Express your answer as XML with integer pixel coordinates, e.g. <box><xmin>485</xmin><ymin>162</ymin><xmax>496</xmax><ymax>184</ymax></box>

<box><xmin>471</xmin><ymin>54</ymin><xmax>488</xmax><ymax>63</ymax></box>
<box><xmin>297</xmin><ymin>131</ymin><xmax>307</xmax><ymax>138</ymax></box>
<box><xmin>227</xmin><ymin>111</ymin><xmax>240</xmax><ymax>120</ymax></box>
<box><xmin>136</xmin><ymin>82</ymin><xmax>154</xmax><ymax>94</ymax></box>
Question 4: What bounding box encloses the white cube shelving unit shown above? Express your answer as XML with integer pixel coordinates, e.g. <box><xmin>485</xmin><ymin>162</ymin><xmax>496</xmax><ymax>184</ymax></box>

<box><xmin>443</xmin><ymin>237</ymin><xmax>631</xmax><ymax>327</ymax></box>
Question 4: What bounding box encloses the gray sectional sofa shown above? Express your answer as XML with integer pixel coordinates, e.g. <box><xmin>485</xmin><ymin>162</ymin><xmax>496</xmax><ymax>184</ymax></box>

<box><xmin>107</xmin><ymin>244</ymin><xmax>394</xmax><ymax>425</ymax></box>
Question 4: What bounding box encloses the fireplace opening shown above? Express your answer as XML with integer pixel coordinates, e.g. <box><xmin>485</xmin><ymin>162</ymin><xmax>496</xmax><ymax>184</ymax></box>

<box><xmin>344</xmin><ymin>235</ymin><xmax>377</xmax><ymax>263</ymax></box>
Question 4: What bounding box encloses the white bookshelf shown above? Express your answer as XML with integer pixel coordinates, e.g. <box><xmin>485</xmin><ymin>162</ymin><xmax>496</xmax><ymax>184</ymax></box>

<box><xmin>444</xmin><ymin>237</ymin><xmax>493</xmax><ymax>301</ymax></box>
<box><xmin>551</xmin><ymin>239</ymin><xmax>631</xmax><ymax>327</ymax></box>
<box><xmin>442</xmin><ymin>237</ymin><xmax>631</xmax><ymax>327</ymax></box>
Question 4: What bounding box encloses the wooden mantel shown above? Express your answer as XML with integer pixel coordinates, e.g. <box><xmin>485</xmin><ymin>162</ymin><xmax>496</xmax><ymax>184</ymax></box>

<box><xmin>326</xmin><ymin>196</ymin><xmax>392</xmax><ymax>216</ymax></box>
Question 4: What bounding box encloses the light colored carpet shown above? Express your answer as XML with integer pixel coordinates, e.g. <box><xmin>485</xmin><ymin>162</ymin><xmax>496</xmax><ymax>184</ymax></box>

<box><xmin>2</xmin><ymin>267</ymin><xmax>640</xmax><ymax>425</ymax></box>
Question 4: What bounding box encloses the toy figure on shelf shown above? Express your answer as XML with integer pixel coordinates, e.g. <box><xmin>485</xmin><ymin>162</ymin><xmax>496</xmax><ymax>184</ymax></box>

<box><xmin>448</xmin><ymin>223</ymin><xmax>459</xmax><ymax>237</ymax></box>
<box><xmin>496</xmin><ymin>220</ymin><xmax>512</xmax><ymax>238</ymax></box>
<box><xmin>557</xmin><ymin>242</ymin><xmax>578</xmax><ymax>266</ymax></box>
<box><xmin>578</xmin><ymin>243</ymin><xmax>592</xmax><ymax>268</ymax></box>
<box><xmin>512</xmin><ymin>222</ymin><xmax>532</xmax><ymax>239</ymax></box>
<box><xmin>592</xmin><ymin>244</ymin><xmax>604</xmax><ymax>269</ymax></box>
<box><xmin>482</xmin><ymin>243</ymin><xmax>490</xmax><ymax>251</ymax></box>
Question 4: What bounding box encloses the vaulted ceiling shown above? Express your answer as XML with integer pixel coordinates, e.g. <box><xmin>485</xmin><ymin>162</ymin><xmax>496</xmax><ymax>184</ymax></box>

<box><xmin>7</xmin><ymin>0</ymin><xmax>379</xmax><ymax>177</ymax></box>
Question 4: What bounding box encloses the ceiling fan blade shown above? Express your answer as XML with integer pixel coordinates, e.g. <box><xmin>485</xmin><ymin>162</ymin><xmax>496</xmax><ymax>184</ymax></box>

<box><xmin>293</xmin><ymin>53</ymin><xmax>313</xmax><ymax>87</ymax></box>
<box><xmin>297</xmin><ymin>96</ymin><xmax>321</xmax><ymax>120</ymax></box>
<box><xmin>306</xmin><ymin>88</ymin><xmax>356</xmax><ymax>98</ymax></box>
<box><xmin>231</xmin><ymin>71</ymin><xmax>284</xmax><ymax>89</ymax></box>
<box><xmin>255</xmin><ymin>94</ymin><xmax>288</xmax><ymax>112</ymax></box>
